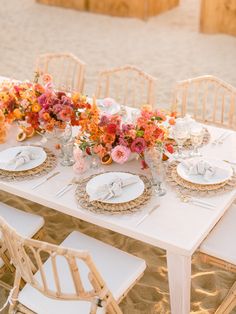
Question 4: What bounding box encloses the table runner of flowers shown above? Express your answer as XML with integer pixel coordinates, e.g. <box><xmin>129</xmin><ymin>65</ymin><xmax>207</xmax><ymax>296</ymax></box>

<box><xmin>0</xmin><ymin>75</ymin><xmax>175</xmax><ymax>166</ymax></box>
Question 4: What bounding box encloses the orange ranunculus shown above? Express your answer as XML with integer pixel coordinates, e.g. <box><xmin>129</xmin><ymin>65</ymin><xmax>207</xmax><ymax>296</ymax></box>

<box><xmin>72</xmin><ymin>92</ymin><xmax>80</xmax><ymax>104</ymax></box>
<box><xmin>32</xmin><ymin>103</ymin><xmax>41</xmax><ymax>113</ymax></box>
<box><xmin>42</xmin><ymin>112</ymin><xmax>50</xmax><ymax>121</ymax></box>
<box><xmin>13</xmin><ymin>108</ymin><xmax>23</xmax><ymax>119</ymax></box>
<box><xmin>101</xmin><ymin>133</ymin><xmax>116</xmax><ymax>144</ymax></box>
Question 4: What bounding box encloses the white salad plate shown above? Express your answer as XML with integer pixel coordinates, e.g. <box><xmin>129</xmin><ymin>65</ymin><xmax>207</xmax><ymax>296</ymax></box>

<box><xmin>86</xmin><ymin>172</ymin><xmax>145</xmax><ymax>204</ymax></box>
<box><xmin>177</xmin><ymin>158</ymin><xmax>233</xmax><ymax>185</ymax></box>
<box><xmin>0</xmin><ymin>146</ymin><xmax>47</xmax><ymax>172</ymax></box>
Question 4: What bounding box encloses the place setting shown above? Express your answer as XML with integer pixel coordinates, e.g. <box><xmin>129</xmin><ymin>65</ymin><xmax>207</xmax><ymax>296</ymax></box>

<box><xmin>0</xmin><ymin>145</ymin><xmax>57</xmax><ymax>181</ymax></box>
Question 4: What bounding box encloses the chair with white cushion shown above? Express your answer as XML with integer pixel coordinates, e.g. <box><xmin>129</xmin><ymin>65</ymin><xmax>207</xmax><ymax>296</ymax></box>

<box><xmin>199</xmin><ymin>204</ymin><xmax>236</xmax><ymax>313</ymax></box>
<box><xmin>0</xmin><ymin>217</ymin><xmax>146</xmax><ymax>314</ymax></box>
<box><xmin>95</xmin><ymin>65</ymin><xmax>157</xmax><ymax>108</ymax></box>
<box><xmin>0</xmin><ymin>202</ymin><xmax>44</xmax><ymax>272</ymax></box>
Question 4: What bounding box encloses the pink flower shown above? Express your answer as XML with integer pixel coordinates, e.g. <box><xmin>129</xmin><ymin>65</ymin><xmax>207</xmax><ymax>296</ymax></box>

<box><xmin>73</xmin><ymin>159</ymin><xmax>87</xmax><ymax>174</ymax></box>
<box><xmin>102</xmin><ymin>98</ymin><xmax>115</xmax><ymax>107</ymax></box>
<box><xmin>43</xmin><ymin>73</ymin><xmax>53</xmax><ymax>83</ymax></box>
<box><xmin>73</xmin><ymin>147</ymin><xmax>83</xmax><ymax>162</ymax></box>
<box><xmin>59</xmin><ymin>107</ymin><xmax>73</xmax><ymax>121</ymax></box>
<box><xmin>111</xmin><ymin>145</ymin><xmax>131</xmax><ymax>164</ymax></box>
<box><xmin>131</xmin><ymin>137</ymin><xmax>146</xmax><ymax>154</ymax></box>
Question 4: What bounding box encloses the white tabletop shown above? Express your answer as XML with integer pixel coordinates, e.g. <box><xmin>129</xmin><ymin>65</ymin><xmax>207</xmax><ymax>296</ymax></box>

<box><xmin>0</xmin><ymin>124</ymin><xmax>235</xmax><ymax>256</ymax></box>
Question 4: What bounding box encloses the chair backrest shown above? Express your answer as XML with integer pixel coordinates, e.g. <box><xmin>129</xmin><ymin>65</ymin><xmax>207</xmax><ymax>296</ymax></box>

<box><xmin>35</xmin><ymin>53</ymin><xmax>86</xmax><ymax>93</ymax></box>
<box><xmin>171</xmin><ymin>75</ymin><xmax>236</xmax><ymax>129</ymax></box>
<box><xmin>95</xmin><ymin>65</ymin><xmax>157</xmax><ymax>108</ymax></box>
<box><xmin>0</xmin><ymin>217</ymin><xmax>120</xmax><ymax>313</ymax></box>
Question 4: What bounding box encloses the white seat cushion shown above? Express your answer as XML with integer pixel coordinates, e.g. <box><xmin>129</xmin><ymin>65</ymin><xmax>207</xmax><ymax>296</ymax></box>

<box><xmin>18</xmin><ymin>231</ymin><xmax>146</xmax><ymax>314</ymax></box>
<box><xmin>0</xmin><ymin>202</ymin><xmax>45</xmax><ymax>268</ymax></box>
<box><xmin>200</xmin><ymin>204</ymin><xmax>236</xmax><ymax>265</ymax></box>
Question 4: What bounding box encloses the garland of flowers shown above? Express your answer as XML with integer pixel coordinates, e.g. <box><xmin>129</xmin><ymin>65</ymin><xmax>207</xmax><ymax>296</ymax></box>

<box><xmin>76</xmin><ymin>104</ymin><xmax>175</xmax><ymax>167</ymax></box>
<box><xmin>0</xmin><ymin>76</ymin><xmax>175</xmax><ymax>166</ymax></box>
<box><xmin>0</xmin><ymin>75</ymin><xmax>91</xmax><ymax>133</ymax></box>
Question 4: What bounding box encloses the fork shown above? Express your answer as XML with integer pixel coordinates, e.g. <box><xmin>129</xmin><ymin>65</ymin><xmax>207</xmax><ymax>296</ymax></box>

<box><xmin>212</xmin><ymin>132</ymin><xmax>227</xmax><ymax>145</ymax></box>
<box><xmin>179</xmin><ymin>194</ymin><xmax>215</xmax><ymax>210</ymax></box>
<box><xmin>56</xmin><ymin>178</ymin><xmax>77</xmax><ymax>197</ymax></box>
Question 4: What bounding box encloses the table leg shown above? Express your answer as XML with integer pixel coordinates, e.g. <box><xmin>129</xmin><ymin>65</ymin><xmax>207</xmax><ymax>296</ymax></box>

<box><xmin>167</xmin><ymin>251</ymin><xmax>192</xmax><ymax>314</ymax></box>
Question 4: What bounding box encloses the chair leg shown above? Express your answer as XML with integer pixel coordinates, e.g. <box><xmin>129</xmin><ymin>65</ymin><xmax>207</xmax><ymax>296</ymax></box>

<box><xmin>215</xmin><ymin>281</ymin><xmax>236</xmax><ymax>314</ymax></box>
<box><xmin>8</xmin><ymin>270</ymin><xmax>21</xmax><ymax>314</ymax></box>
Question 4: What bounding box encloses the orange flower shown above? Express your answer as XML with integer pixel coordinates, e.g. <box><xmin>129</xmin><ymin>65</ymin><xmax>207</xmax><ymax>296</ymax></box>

<box><xmin>101</xmin><ymin>133</ymin><xmax>116</xmax><ymax>144</ymax></box>
<box><xmin>13</xmin><ymin>108</ymin><xmax>23</xmax><ymax>119</ymax></box>
<box><xmin>42</xmin><ymin>112</ymin><xmax>50</xmax><ymax>121</ymax></box>
<box><xmin>31</xmin><ymin>103</ymin><xmax>41</xmax><ymax>113</ymax></box>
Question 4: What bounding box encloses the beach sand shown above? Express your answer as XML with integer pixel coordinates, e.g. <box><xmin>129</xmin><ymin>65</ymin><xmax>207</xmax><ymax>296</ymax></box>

<box><xmin>0</xmin><ymin>0</ymin><xmax>236</xmax><ymax>313</ymax></box>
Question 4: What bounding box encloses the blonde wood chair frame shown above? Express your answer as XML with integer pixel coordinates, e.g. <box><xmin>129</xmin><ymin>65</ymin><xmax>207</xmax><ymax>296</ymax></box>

<box><xmin>172</xmin><ymin>75</ymin><xmax>236</xmax><ymax>130</ymax></box>
<box><xmin>35</xmin><ymin>53</ymin><xmax>86</xmax><ymax>93</ymax></box>
<box><xmin>95</xmin><ymin>65</ymin><xmax>157</xmax><ymax>108</ymax></box>
<box><xmin>0</xmin><ymin>217</ymin><xmax>140</xmax><ymax>314</ymax></box>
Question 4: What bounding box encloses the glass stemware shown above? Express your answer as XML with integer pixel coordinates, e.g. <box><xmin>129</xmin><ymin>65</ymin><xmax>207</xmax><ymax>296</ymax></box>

<box><xmin>190</xmin><ymin>124</ymin><xmax>204</xmax><ymax>157</ymax></box>
<box><xmin>60</xmin><ymin>123</ymin><xmax>74</xmax><ymax>166</ymax></box>
<box><xmin>144</xmin><ymin>146</ymin><xmax>166</xmax><ymax>197</ymax></box>
<box><xmin>172</xmin><ymin>121</ymin><xmax>189</xmax><ymax>159</ymax></box>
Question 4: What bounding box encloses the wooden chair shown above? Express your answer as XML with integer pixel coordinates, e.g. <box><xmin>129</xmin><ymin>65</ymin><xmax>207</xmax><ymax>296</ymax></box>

<box><xmin>0</xmin><ymin>217</ymin><xmax>146</xmax><ymax>314</ymax></box>
<box><xmin>199</xmin><ymin>204</ymin><xmax>236</xmax><ymax>313</ymax></box>
<box><xmin>0</xmin><ymin>202</ymin><xmax>44</xmax><ymax>275</ymax></box>
<box><xmin>172</xmin><ymin>75</ymin><xmax>236</xmax><ymax>130</ymax></box>
<box><xmin>35</xmin><ymin>53</ymin><xmax>86</xmax><ymax>93</ymax></box>
<box><xmin>95</xmin><ymin>65</ymin><xmax>157</xmax><ymax>108</ymax></box>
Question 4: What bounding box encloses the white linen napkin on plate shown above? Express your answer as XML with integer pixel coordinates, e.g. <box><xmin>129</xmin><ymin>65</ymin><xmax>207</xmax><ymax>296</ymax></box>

<box><xmin>7</xmin><ymin>149</ymin><xmax>37</xmax><ymax>169</ymax></box>
<box><xmin>182</xmin><ymin>159</ymin><xmax>216</xmax><ymax>181</ymax></box>
<box><xmin>89</xmin><ymin>175</ymin><xmax>139</xmax><ymax>202</ymax></box>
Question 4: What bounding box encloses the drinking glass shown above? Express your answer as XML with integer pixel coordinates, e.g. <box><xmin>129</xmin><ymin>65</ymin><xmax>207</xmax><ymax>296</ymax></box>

<box><xmin>144</xmin><ymin>147</ymin><xmax>166</xmax><ymax>197</ymax></box>
<box><xmin>172</xmin><ymin>122</ymin><xmax>189</xmax><ymax>159</ymax></box>
<box><xmin>60</xmin><ymin>139</ymin><xmax>74</xmax><ymax>166</ymax></box>
<box><xmin>190</xmin><ymin>124</ymin><xmax>204</xmax><ymax>157</ymax></box>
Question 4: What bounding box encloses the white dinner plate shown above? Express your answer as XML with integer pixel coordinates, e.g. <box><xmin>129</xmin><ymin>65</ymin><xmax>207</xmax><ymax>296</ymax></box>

<box><xmin>86</xmin><ymin>172</ymin><xmax>145</xmax><ymax>204</ymax></box>
<box><xmin>0</xmin><ymin>146</ymin><xmax>47</xmax><ymax>172</ymax></box>
<box><xmin>177</xmin><ymin>158</ymin><xmax>233</xmax><ymax>185</ymax></box>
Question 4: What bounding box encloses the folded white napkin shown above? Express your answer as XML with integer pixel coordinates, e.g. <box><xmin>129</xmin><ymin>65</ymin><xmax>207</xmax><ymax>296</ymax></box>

<box><xmin>182</xmin><ymin>159</ymin><xmax>216</xmax><ymax>181</ymax></box>
<box><xmin>89</xmin><ymin>175</ymin><xmax>139</xmax><ymax>202</ymax></box>
<box><xmin>7</xmin><ymin>149</ymin><xmax>37</xmax><ymax>169</ymax></box>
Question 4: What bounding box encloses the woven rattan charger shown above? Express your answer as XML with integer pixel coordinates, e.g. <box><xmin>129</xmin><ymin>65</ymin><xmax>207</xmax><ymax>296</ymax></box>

<box><xmin>0</xmin><ymin>147</ymin><xmax>57</xmax><ymax>182</ymax></box>
<box><xmin>166</xmin><ymin>161</ymin><xmax>236</xmax><ymax>196</ymax></box>
<box><xmin>75</xmin><ymin>172</ymin><xmax>153</xmax><ymax>215</ymax></box>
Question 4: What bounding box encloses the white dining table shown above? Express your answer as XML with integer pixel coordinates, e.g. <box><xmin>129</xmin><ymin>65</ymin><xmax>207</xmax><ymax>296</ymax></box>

<box><xmin>0</xmin><ymin>115</ymin><xmax>236</xmax><ymax>312</ymax></box>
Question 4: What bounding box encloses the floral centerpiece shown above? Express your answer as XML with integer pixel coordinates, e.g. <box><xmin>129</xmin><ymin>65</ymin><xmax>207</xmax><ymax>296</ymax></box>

<box><xmin>0</xmin><ymin>75</ymin><xmax>90</xmax><ymax>136</ymax></box>
<box><xmin>76</xmin><ymin>104</ymin><xmax>174</xmax><ymax>168</ymax></box>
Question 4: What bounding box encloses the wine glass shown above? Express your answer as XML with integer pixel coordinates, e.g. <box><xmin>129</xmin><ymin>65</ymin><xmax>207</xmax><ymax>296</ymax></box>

<box><xmin>144</xmin><ymin>147</ymin><xmax>166</xmax><ymax>197</ymax></box>
<box><xmin>172</xmin><ymin>121</ymin><xmax>189</xmax><ymax>159</ymax></box>
<box><xmin>190</xmin><ymin>124</ymin><xmax>204</xmax><ymax>157</ymax></box>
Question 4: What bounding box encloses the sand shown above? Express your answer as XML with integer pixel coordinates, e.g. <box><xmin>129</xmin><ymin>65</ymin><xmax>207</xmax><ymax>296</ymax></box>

<box><xmin>0</xmin><ymin>0</ymin><xmax>236</xmax><ymax>313</ymax></box>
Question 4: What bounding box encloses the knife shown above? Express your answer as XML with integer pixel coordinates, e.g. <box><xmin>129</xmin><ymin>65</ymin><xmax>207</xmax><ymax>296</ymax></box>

<box><xmin>136</xmin><ymin>204</ymin><xmax>160</xmax><ymax>226</ymax></box>
<box><xmin>32</xmin><ymin>171</ymin><xmax>60</xmax><ymax>190</ymax></box>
